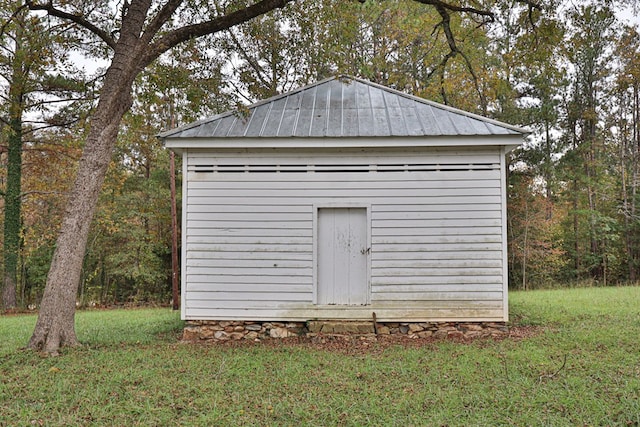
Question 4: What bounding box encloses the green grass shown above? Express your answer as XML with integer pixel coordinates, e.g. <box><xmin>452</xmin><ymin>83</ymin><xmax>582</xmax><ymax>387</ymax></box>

<box><xmin>1</xmin><ymin>287</ymin><xmax>639</xmax><ymax>426</ymax></box>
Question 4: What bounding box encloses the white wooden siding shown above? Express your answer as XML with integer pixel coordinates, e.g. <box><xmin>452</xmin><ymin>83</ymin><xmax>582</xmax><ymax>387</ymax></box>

<box><xmin>182</xmin><ymin>147</ymin><xmax>507</xmax><ymax>321</ymax></box>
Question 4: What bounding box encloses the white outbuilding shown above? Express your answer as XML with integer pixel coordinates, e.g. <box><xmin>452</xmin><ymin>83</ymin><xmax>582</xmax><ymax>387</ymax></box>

<box><xmin>160</xmin><ymin>76</ymin><xmax>527</xmax><ymax>323</ymax></box>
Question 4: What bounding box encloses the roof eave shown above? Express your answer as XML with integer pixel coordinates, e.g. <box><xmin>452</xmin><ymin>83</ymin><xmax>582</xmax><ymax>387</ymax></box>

<box><xmin>163</xmin><ymin>134</ymin><xmax>526</xmax><ymax>152</ymax></box>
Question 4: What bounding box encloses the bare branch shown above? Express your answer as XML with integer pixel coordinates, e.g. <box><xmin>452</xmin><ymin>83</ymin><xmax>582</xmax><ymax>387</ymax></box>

<box><xmin>226</xmin><ymin>27</ymin><xmax>272</xmax><ymax>90</ymax></box>
<box><xmin>26</xmin><ymin>97</ymin><xmax>95</xmax><ymax>108</ymax></box>
<box><xmin>433</xmin><ymin>3</ymin><xmax>459</xmax><ymax>54</ymax></box>
<box><xmin>143</xmin><ymin>0</ymin><xmax>292</xmax><ymax>65</ymax></box>
<box><xmin>24</xmin><ymin>0</ymin><xmax>117</xmax><ymax>49</ymax></box>
<box><xmin>538</xmin><ymin>354</ymin><xmax>568</xmax><ymax>383</ymax></box>
<box><xmin>140</xmin><ymin>0</ymin><xmax>183</xmax><ymax>45</ymax></box>
<box><xmin>412</xmin><ymin>0</ymin><xmax>494</xmax><ymax>23</ymax></box>
<box><xmin>226</xmin><ymin>78</ymin><xmax>255</xmax><ymax>104</ymax></box>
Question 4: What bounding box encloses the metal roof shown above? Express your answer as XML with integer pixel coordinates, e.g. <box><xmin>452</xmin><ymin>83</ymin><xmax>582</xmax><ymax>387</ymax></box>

<box><xmin>159</xmin><ymin>75</ymin><xmax>529</xmax><ymax>139</ymax></box>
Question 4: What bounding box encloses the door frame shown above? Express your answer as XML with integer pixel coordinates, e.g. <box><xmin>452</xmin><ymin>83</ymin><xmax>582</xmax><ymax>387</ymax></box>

<box><xmin>312</xmin><ymin>202</ymin><xmax>372</xmax><ymax>305</ymax></box>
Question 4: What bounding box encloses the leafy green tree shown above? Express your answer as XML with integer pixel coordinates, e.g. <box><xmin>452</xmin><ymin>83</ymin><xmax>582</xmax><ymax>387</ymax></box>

<box><xmin>507</xmin><ymin>169</ymin><xmax>567</xmax><ymax>289</ymax></box>
<box><xmin>0</xmin><ymin>4</ymin><xmax>88</xmax><ymax>309</ymax></box>
<box><xmin>559</xmin><ymin>5</ymin><xmax>618</xmax><ymax>281</ymax></box>
<box><xmin>20</xmin><ymin>127</ymin><xmax>82</xmax><ymax>305</ymax></box>
<box><xmin>610</xmin><ymin>25</ymin><xmax>640</xmax><ymax>281</ymax></box>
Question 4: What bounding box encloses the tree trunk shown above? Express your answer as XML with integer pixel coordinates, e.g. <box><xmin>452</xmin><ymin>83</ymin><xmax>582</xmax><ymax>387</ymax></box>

<box><xmin>2</xmin><ymin>20</ymin><xmax>28</xmax><ymax>311</ymax></box>
<box><xmin>28</xmin><ymin>49</ymin><xmax>139</xmax><ymax>353</ymax></box>
<box><xmin>0</xmin><ymin>15</ymin><xmax>30</xmax><ymax>309</ymax></box>
<box><xmin>2</xmin><ymin>116</ymin><xmax>22</xmax><ymax>310</ymax></box>
<box><xmin>626</xmin><ymin>82</ymin><xmax>640</xmax><ymax>282</ymax></box>
<box><xmin>521</xmin><ymin>197</ymin><xmax>529</xmax><ymax>291</ymax></box>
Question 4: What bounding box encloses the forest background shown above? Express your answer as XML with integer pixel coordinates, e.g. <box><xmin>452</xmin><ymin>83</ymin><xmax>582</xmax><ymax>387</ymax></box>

<box><xmin>1</xmin><ymin>0</ymin><xmax>639</xmax><ymax>309</ymax></box>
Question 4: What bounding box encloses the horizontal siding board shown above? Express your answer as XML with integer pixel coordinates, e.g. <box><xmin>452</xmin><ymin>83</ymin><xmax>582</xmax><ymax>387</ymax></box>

<box><xmin>372</xmin><ymin>235</ymin><xmax>502</xmax><ymax>244</ymax></box>
<box><xmin>371</xmin><ymin>275</ymin><xmax>503</xmax><ymax>285</ymax></box>
<box><xmin>183</xmin><ymin>305</ymin><xmax>505</xmax><ymax>322</ymax></box>
<box><xmin>372</xmin><ymin>292</ymin><xmax>502</xmax><ymax>301</ymax></box>
<box><xmin>186</xmin><ymin>234</ymin><xmax>312</xmax><ymax>244</ymax></box>
<box><xmin>371</xmin><ymin>250</ymin><xmax>503</xmax><ymax>260</ymax></box>
<box><xmin>187</xmin><ymin>292</ymin><xmax>311</xmax><ymax>302</ymax></box>
<box><xmin>185</xmin><ymin>228</ymin><xmax>312</xmax><ymax>238</ymax></box>
<box><xmin>187</xmin><ymin>196</ymin><xmax>502</xmax><ymax>206</ymax></box>
<box><xmin>372</xmin><ymin>267</ymin><xmax>504</xmax><ymax>277</ymax></box>
<box><xmin>373</xmin><ymin>210</ymin><xmax>501</xmax><ymax>220</ymax></box>
<box><xmin>187</xmin><ymin>205</ymin><xmax>311</xmax><ymax>214</ymax></box>
<box><xmin>373</xmin><ymin>227</ymin><xmax>502</xmax><ymax>236</ymax></box>
<box><xmin>187</xmin><ymin>187</ymin><xmax>500</xmax><ymax>198</ymax></box>
<box><xmin>187</xmin><ymin>283</ymin><xmax>311</xmax><ymax>292</ymax></box>
<box><xmin>187</xmin><ymin>220</ymin><xmax>312</xmax><ymax>230</ymax></box>
<box><xmin>373</xmin><ymin>203</ymin><xmax>501</xmax><ymax>212</ymax></box>
<box><xmin>185</xmin><ymin>243</ymin><xmax>312</xmax><ymax>252</ymax></box>
<box><xmin>185</xmin><ymin>298</ymin><xmax>500</xmax><ymax>310</ymax></box>
<box><xmin>187</xmin><ymin>266</ymin><xmax>312</xmax><ymax>277</ymax></box>
<box><xmin>371</xmin><ymin>283</ymin><xmax>503</xmax><ymax>292</ymax></box>
<box><xmin>372</xmin><ymin>218</ymin><xmax>501</xmax><ymax>228</ymax></box>
<box><xmin>187</xmin><ymin>258</ymin><xmax>311</xmax><ymax>268</ymax></box>
<box><xmin>188</xmin><ymin>178</ymin><xmax>500</xmax><ymax>190</ymax></box>
<box><xmin>187</xmin><ymin>212</ymin><xmax>311</xmax><ymax>222</ymax></box>
<box><xmin>372</xmin><ymin>259</ymin><xmax>502</xmax><ymax>268</ymax></box>
<box><xmin>186</xmin><ymin>300</ymin><xmax>312</xmax><ymax>309</ymax></box>
<box><xmin>187</xmin><ymin>274</ymin><xmax>309</xmax><ymax>284</ymax></box>
<box><xmin>373</xmin><ymin>242</ymin><xmax>503</xmax><ymax>252</ymax></box>
<box><xmin>188</xmin><ymin>171</ymin><xmax>501</xmax><ymax>183</ymax></box>
<box><xmin>187</xmin><ymin>251</ymin><xmax>312</xmax><ymax>261</ymax></box>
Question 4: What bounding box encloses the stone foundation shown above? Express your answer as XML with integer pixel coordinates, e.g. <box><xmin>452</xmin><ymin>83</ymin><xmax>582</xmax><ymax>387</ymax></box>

<box><xmin>182</xmin><ymin>320</ymin><xmax>509</xmax><ymax>342</ymax></box>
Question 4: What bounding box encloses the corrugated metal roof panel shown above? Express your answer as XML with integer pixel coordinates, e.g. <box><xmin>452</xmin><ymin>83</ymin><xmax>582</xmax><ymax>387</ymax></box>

<box><xmin>211</xmin><ymin>115</ymin><xmax>234</xmax><ymax>137</ymax></box>
<box><xmin>158</xmin><ymin>75</ymin><xmax>530</xmax><ymax>139</ymax></box>
<box><xmin>277</xmin><ymin>93</ymin><xmax>299</xmax><ymax>136</ymax></box>
<box><xmin>262</xmin><ymin>97</ymin><xmax>286</xmax><ymax>136</ymax></box>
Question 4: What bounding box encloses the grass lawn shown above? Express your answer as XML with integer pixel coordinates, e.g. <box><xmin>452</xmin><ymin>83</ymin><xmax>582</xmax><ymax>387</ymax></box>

<box><xmin>1</xmin><ymin>287</ymin><xmax>639</xmax><ymax>426</ymax></box>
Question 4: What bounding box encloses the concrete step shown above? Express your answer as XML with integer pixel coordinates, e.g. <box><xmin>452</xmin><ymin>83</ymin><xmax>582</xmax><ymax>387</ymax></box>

<box><xmin>307</xmin><ymin>320</ymin><xmax>375</xmax><ymax>334</ymax></box>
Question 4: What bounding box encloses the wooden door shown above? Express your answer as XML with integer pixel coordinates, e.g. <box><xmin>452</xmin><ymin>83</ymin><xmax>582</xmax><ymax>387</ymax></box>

<box><xmin>317</xmin><ymin>208</ymin><xmax>368</xmax><ymax>305</ymax></box>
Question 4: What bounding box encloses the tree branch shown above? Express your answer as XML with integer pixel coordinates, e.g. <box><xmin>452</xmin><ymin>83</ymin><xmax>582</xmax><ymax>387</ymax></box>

<box><xmin>0</xmin><ymin>4</ymin><xmax>29</xmax><ymax>38</ymax></box>
<box><xmin>140</xmin><ymin>0</ymin><xmax>183</xmax><ymax>45</ymax></box>
<box><xmin>412</xmin><ymin>0</ymin><xmax>494</xmax><ymax>24</ymax></box>
<box><xmin>143</xmin><ymin>0</ymin><xmax>292</xmax><ymax>65</ymax></box>
<box><xmin>459</xmin><ymin>49</ymin><xmax>487</xmax><ymax>114</ymax></box>
<box><xmin>226</xmin><ymin>27</ymin><xmax>272</xmax><ymax>90</ymax></box>
<box><xmin>24</xmin><ymin>0</ymin><xmax>117</xmax><ymax>50</ymax></box>
<box><xmin>538</xmin><ymin>354</ymin><xmax>568</xmax><ymax>383</ymax></box>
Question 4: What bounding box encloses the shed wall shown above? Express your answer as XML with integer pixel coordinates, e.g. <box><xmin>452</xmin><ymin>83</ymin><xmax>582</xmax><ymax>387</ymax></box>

<box><xmin>182</xmin><ymin>147</ymin><xmax>507</xmax><ymax>321</ymax></box>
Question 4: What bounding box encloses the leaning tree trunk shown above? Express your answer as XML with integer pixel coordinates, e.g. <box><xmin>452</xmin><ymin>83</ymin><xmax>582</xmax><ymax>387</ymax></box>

<box><xmin>28</xmin><ymin>50</ymin><xmax>139</xmax><ymax>354</ymax></box>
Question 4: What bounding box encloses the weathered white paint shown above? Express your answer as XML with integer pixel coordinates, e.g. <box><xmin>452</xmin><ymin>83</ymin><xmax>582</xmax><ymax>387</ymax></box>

<box><xmin>179</xmin><ymin>145</ymin><xmax>514</xmax><ymax>322</ymax></box>
<box><xmin>317</xmin><ymin>208</ymin><xmax>369</xmax><ymax>305</ymax></box>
